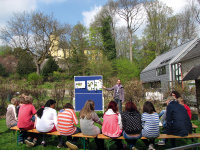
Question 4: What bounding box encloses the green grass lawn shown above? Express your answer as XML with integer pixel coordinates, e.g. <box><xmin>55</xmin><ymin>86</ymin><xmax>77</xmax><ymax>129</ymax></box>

<box><xmin>0</xmin><ymin>119</ymin><xmax>200</xmax><ymax>150</ymax></box>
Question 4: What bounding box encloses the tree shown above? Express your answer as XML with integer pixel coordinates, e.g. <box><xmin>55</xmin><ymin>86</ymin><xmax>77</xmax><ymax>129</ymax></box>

<box><xmin>0</xmin><ymin>46</ymin><xmax>12</xmax><ymax>56</ymax></box>
<box><xmin>194</xmin><ymin>0</ymin><xmax>200</xmax><ymax>24</ymax></box>
<box><xmin>89</xmin><ymin>23</ymin><xmax>103</xmax><ymax>50</ymax></box>
<box><xmin>113</xmin><ymin>0</ymin><xmax>146</xmax><ymax>62</ymax></box>
<box><xmin>70</xmin><ymin>23</ymin><xmax>88</xmax><ymax>53</ymax></box>
<box><xmin>143</xmin><ymin>0</ymin><xmax>180</xmax><ymax>55</ymax></box>
<box><xmin>143</xmin><ymin>0</ymin><xmax>198</xmax><ymax>56</ymax></box>
<box><xmin>42</xmin><ymin>56</ymin><xmax>59</xmax><ymax>78</ymax></box>
<box><xmin>13</xmin><ymin>48</ymin><xmax>36</xmax><ymax>76</ymax></box>
<box><xmin>177</xmin><ymin>3</ymin><xmax>197</xmax><ymax>44</ymax></box>
<box><xmin>115</xmin><ymin>27</ymin><xmax>129</xmax><ymax>57</ymax></box>
<box><xmin>68</xmin><ymin>23</ymin><xmax>89</xmax><ymax>77</ymax></box>
<box><xmin>0</xmin><ymin>11</ymin><xmax>68</xmax><ymax>75</ymax></box>
<box><xmin>137</xmin><ymin>44</ymin><xmax>156</xmax><ymax>71</ymax></box>
<box><xmin>100</xmin><ymin>16</ymin><xmax>116</xmax><ymax>60</ymax></box>
<box><xmin>89</xmin><ymin>5</ymin><xmax>116</xmax><ymax>60</ymax></box>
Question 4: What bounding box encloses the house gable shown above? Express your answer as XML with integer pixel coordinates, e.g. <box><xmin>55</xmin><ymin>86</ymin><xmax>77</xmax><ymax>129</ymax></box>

<box><xmin>140</xmin><ymin>38</ymin><xmax>199</xmax><ymax>91</ymax></box>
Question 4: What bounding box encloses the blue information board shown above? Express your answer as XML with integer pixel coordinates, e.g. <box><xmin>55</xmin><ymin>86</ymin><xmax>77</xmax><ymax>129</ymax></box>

<box><xmin>74</xmin><ymin>76</ymin><xmax>103</xmax><ymax>111</ymax></box>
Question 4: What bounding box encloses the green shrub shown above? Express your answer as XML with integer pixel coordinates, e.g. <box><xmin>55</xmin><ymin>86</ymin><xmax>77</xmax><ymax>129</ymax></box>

<box><xmin>87</xmin><ymin>58</ymin><xmax>113</xmax><ymax>81</ymax></box>
<box><xmin>42</xmin><ymin>57</ymin><xmax>59</xmax><ymax>78</ymax></box>
<box><xmin>27</xmin><ymin>72</ymin><xmax>43</xmax><ymax>86</ymax></box>
<box><xmin>113</xmin><ymin>58</ymin><xmax>140</xmax><ymax>83</ymax></box>
<box><xmin>51</xmin><ymin>82</ymin><xmax>66</xmax><ymax>109</ymax></box>
<box><xmin>9</xmin><ymin>73</ymin><xmax>21</xmax><ymax>80</ymax></box>
<box><xmin>52</xmin><ymin>71</ymin><xmax>66</xmax><ymax>81</ymax></box>
<box><xmin>0</xmin><ymin>82</ymin><xmax>18</xmax><ymax>115</ymax></box>
<box><xmin>124</xmin><ymin>79</ymin><xmax>145</xmax><ymax>103</ymax></box>
<box><xmin>0</xmin><ymin>64</ymin><xmax>8</xmax><ymax>77</ymax></box>
<box><xmin>16</xmin><ymin>52</ymin><xmax>36</xmax><ymax>76</ymax></box>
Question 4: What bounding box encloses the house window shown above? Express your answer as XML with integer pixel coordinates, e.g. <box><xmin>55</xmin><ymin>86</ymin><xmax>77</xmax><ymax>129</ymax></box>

<box><xmin>172</xmin><ymin>63</ymin><xmax>182</xmax><ymax>83</ymax></box>
<box><xmin>87</xmin><ymin>51</ymin><xmax>91</xmax><ymax>55</ymax></box>
<box><xmin>156</xmin><ymin>66</ymin><xmax>166</xmax><ymax>76</ymax></box>
<box><xmin>151</xmin><ymin>81</ymin><xmax>161</xmax><ymax>89</ymax></box>
<box><xmin>143</xmin><ymin>81</ymin><xmax>161</xmax><ymax>89</ymax></box>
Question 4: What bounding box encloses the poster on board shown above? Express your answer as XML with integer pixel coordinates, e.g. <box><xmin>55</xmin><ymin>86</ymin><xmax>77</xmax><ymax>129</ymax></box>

<box><xmin>87</xmin><ymin>80</ymin><xmax>95</xmax><ymax>91</ymax></box>
<box><xmin>94</xmin><ymin>79</ymin><xmax>102</xmax><ymax>90</ymax></box>
<box><xmin>75</xmin><ymin>81</ymin><xmax>85</xmax><ymax>89</ymax></box>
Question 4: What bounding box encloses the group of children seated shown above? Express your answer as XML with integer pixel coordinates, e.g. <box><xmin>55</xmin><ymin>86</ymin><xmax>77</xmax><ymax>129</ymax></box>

<box><xmin>6</xmin><ymin>91</ymin><xmax>192</xmax><ymax>150</ymax></box>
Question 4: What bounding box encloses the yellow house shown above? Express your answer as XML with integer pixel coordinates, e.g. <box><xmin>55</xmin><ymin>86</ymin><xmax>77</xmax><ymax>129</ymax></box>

<box><xmin>49</xmin><ymin>34</ymin><xmax>70</xmax><ymax>59</ymax></box>
<box><xmin>49</xmin><ymin>34</ymin><xmax>103</xmax><ymax>62</ymax></box>
<box><xmin>84</xmin><ymin>49</ymin><xmax>103</xmax><ymax>62</ymax></box>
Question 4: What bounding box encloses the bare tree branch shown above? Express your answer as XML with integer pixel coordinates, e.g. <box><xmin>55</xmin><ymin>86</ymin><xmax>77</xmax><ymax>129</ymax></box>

<box><xmin>0</xmin><ymin>11</ymin><xmax>69</xmax><ymax>74</ymax></box>
<box><xmin>113</xmin><ymin>0</ymin><xmax>146</xmax><ymax>62</ymax></box>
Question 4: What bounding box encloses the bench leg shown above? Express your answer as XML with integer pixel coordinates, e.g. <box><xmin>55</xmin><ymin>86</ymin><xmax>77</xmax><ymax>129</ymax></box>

<box><xmin>10</xmin><ymin>130</ymin><xmax>16</xmax><ymax>146</ymax></box>
<box><xmin>16</xmin><ymin>130</ymin><xmax>19</xmax><ymax>146</ymax></box>
<box><xmin>107</xmin><ymin>140</ymin><xmax>115</xmax><ymax>150</ymax></box>
<box><xmin>80</xmin><ymin>138</ymin><xmax>90</xmax><ymax>150</ymax></box>
<box><xmin>87</xmin><ymin>139</ymin><xmax>90</xmax><ymax>150</ymax></box>
<box><xmin>81</xmin><ymin>138</ymin><xmax>86</xmax><ymax>150</ymax></box>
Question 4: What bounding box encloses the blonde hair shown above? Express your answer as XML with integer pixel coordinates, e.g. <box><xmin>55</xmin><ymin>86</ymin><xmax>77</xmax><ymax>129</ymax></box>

<box><xmin>19</xmin><ymin>94</ymin><xmax>26</xmax><ymax>104</ymax></box>
<box><xmin>24</xmin><ymin>96</ymin><xmax>33</xmax><ymax>104</ymax></box>
<box><xmin>177</xmin><ymin>97</ymin><xmax>184</xmax><ymax>104</ymax></box>
<box><xmin>167</xmin><ymin>96</ymin><xmax>174</xmax><ymax>101</ymax></box>
<box><xmin>79</xmin><ymin>100</ymin><xmax>95</xmax><ymax>120</ymax></box>
<box><xmin>165</xmin><ymin>96</ymin><xmax>174</xmax><ymax>105</ymax></box>
<box><xmin>11</xmin><ymin>98</ymin><xmax>19</xmax><ymax>105</ymax></box>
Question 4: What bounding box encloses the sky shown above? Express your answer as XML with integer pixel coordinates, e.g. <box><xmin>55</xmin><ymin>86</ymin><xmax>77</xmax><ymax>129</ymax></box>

<box><xmin>0</xmin><ymin>0</ymin><xmax>107</xmax><ymax>27</ymax></box>
<box><xmin>0</xmin><ymin>0</ymin><xmax>194</xmax><ymax>45</ymax></box>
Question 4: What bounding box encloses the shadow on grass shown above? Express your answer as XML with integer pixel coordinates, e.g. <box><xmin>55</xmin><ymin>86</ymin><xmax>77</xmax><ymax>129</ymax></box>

<box><xmin>0</xmin><ymin>129</ymin><xmax>13</xmax><ymax>135</ymax></box>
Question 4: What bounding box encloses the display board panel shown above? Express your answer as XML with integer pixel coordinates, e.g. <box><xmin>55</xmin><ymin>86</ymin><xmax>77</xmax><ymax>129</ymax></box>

<box><xmin>74</xmin><ymin>76</ymin><xmax>103</xmax><ymax>111</ymax></box>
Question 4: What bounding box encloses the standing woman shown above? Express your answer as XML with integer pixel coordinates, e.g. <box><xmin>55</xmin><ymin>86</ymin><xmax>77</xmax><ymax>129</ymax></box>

<box><xmin>80</xmin><ymin>100</ymin><xmax>104</xmax><ymax>150</ymax></box>
<box><xmin>121</xmin><ymin>101</ymin><xmax>142</xmax><ymax>150</ymax></box>
<box><xmin>142</xmin><ymin>101</ymin><xmax>159</xmax><ymax>150</ymax></box>
<box><xmin>36</xmin><ymin>99</ymin><xmax>57</xmax><ymax>146</ymax></box>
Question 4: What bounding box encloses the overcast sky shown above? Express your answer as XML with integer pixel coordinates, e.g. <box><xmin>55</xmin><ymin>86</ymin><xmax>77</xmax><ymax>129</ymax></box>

<box><xmin>0</xmin><ymin>0</ymin><xmax>195</xmax><ymax>45</ymax></box>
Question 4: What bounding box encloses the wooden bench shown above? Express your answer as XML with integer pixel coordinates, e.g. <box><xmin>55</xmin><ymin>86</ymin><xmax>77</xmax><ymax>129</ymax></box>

<box><xmin>10</xmin><ymin>126</ymin><xmax>60</xmax><ymax>135</ymax></box>
<box><xmin>192</xmin><ymin>123</ymin><xmax>198</xmax><ymax>133</ymax></box>
<box><xmin>11</xmin><ymin>126</ymin><xmax>200</xmax><ymax>150</ymax></box>
<box><xmin>97</xmin><ymin>133</ymin><xmax>200</xmax><ymax>150</ymax></box>
<box><xmin>97</xmin><ymin>133</ymin><xmax>200</xmax><ymax>140</ymax></box>
<box><xmin>10</xmin><ymin>126</ymin><xmax>95</xmax><ymax>150</ymax></box>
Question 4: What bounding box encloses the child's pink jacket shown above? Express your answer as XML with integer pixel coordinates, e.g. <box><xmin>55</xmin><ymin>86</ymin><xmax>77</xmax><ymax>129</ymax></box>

<box><xmin>102</xmin><ymin>109</ymin><xmax>122</xmax><ymax>137</ymax></box>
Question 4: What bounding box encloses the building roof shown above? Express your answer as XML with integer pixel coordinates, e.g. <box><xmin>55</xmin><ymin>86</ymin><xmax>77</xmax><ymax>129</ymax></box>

<box><xmin>141</xmin><ymin>38</ymin><xmax>198</xmax><ymax>73</ymax></box>
<box><xmin>182</xmin><ymin>64</ymin><xmax>200</xmax><ymax>81</ymax></box>
<box><xmin>173</xmin><ymin>39</ymin><xmax>200</xmax><ymax>63</ymax></box>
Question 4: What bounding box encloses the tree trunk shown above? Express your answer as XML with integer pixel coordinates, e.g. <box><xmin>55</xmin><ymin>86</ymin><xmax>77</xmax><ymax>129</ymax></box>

<box><xmin>36</xmin><ymin>63</ymin><xmax>41</xmax><ymax>75</ymax></box>
<box><xmin>195</xmin><ymin>79</ymin><xmax>200</xmax><ymax>120</ymax></box>
<box><xmin>128</xmin><ymin>29</ymin><xmax>133</xmax><ymax>62</ymax></box>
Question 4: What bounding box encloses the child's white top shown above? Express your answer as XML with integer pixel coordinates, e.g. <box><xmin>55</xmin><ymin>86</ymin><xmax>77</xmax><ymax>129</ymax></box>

<box><xmin>36</xmin><ymin>107</ymin><xmax>57</xmax><ymax>132</ymax></box>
